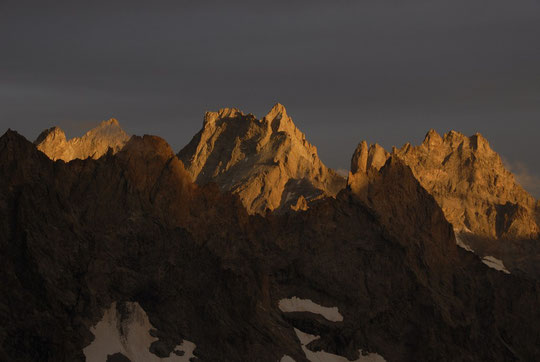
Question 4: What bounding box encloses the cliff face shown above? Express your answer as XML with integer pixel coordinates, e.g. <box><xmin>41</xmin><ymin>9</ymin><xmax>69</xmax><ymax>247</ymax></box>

<box><xmin>348</xmin><ymin>131</ymin><xmax>540</xmax><ymax>277</ymax></box>
<box><xmin>349</xmin><ymin>131</ymin><xmax>540</xmax><ymax>240</ymax></box>
<box><xmin>1</xmin><ymin>130</ymin><xmax>540</xmax><ymax>361</ymax></box>
<box><xmin>34</xmin><ymin>119</ymin><xmax>130</xmax><ymax>161</ymax></box>
<box><xmin>394</xmin><ymin>130</ymin><xmax>539</xmax><ymax>240</ymax></box>
<box><xmin>177</xmin><ymin>104</ymin><xmax>346</xmax><ymax>214</ymax></box>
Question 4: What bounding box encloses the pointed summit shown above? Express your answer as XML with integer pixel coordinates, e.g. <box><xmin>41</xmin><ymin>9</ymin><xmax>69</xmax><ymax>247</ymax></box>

<box><xmin>85</xmin><ymin>118</ymin><xmax>126</xmax><ymax>140</ymax></box>
<box><xmin>367</xmin><ymin>143</ymin><xmax>389</xmax><ymax>170</ymax></box>
<box><xmin>264</xmin><ymin>103</ymin><xmax>288</xmax><ymax>122</ymax></box>
<box><xmin>35</xmin><ymin>119</ymin><xmax>130</xmax><ymax>161</ymax></box>
<box><xmin>264</xmin><ymin>103</ymin><xmax>299</xmax><ymax>136</ymax></box>
<box><xmin>34</xmin><ymin>126</ymin><xmax>67</xmax><ymax>146</ymax></box>
<box><xmin>350</xmin><ymin>141</ymin><xmax>368</xmax><ymax>174</ymax></box>
<box><xmin>204</xmin><ymin>108</ymin><xmax>244</xmax><ymax>127</ymax></box>
<box><xmin>3</xmin><ymin>129</ymin><xmax>41</xmax><ymax>154</ymax></box>
<box><xmin>470</xmin><ymin>132</ymin><xmax>490</xmax><ymax>152</ymax></box>
<box><xmin>348</xmin><ymin>141</ymin><xmax>390</xmax><ymax>175</ymax></box>
<box><xmin>422</xmin><ymin>129</ymin><xmax>443</xmax><ymax>149</ymax></box>
<box><xmin>101</xmin><ymin>118</ymin><xmax>119</xmax><ymax>126</ymax></box>
<box><xmin>178</xmin><ymin>104</ymin><xmax>346</xmax><ymax>214</ymax></box>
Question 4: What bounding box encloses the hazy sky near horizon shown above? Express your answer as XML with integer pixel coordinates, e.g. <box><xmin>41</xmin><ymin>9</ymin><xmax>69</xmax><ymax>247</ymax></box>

<box><xmin>1</xmin><ymin>1</ymin><xmax>539</xmax><ymax>196</ymax></box>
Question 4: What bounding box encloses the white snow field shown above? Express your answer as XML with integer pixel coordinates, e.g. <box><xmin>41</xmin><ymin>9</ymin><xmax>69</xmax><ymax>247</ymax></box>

<box><xmin>83</xmin><ymin>302</ymin><xmax>196</xmax><ymax>362</ymax></box>
<box><xmin>482</xmin><ymin>256</ymin><xmax>511</xmax><ymax>274</ymax></box>
<box><xmin>278</xmin><ymin>297</ymin><xmax>343</xmax><ymax>322</ymax></box>
<box><xmin>278</xmin><ymin>297</ymin><xmax>385</xmax><ymax>362</ymax></box>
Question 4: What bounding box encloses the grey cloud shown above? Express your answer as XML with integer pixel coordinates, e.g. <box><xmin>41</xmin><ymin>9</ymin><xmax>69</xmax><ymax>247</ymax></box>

<box><xmin>1</xmin><ymin>0</ymin><xmax>539</xmax><ymax>187</ymax></box>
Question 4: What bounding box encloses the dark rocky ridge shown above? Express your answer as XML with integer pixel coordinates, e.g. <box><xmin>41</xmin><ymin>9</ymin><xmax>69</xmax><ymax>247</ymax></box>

<box><xmin>1</xmin><ymin>130</ymin><xmax>539</xmax><ymax>361</ymax></box>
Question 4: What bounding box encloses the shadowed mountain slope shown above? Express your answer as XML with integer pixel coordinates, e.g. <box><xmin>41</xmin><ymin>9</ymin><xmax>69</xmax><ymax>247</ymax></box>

<box><xmin>1</xmin><ymin>130</ymin><xmax>539</xmax><ymax>361</ymax></box>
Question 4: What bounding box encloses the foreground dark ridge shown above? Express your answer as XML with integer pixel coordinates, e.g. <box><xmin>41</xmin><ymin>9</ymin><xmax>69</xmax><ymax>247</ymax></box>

<box><xmin>1</xmin><ymin>130</ymin><xmax>539</xmax><ymax>361</ymax></box>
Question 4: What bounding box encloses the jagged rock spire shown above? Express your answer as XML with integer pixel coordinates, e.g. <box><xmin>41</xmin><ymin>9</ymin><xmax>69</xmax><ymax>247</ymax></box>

<box><xmin>34</xmin><ymin>119</ymin><xmax>130</xmax><ymax>161</ymax></box>
<box><xmin>349</xmin><ymin>129</ymin><xmax>539</xmax><ymax>241</ymax></box>
<box><xmin>178</xmin><ymin>103</ymin><xmax>346</xmax><ymax>214</ymax></box>
<box><xmin>264</xmin><ymin>102</ymin><xmax>288</xmax><ymax>122</ymax></box>
<box><xmin>422</xmin><ymin>129</ymin><xmax>443</xmax><ymax>149</ymax></box>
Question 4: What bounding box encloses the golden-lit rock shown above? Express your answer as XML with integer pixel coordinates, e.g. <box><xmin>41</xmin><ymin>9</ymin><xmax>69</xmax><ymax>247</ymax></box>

<box><xmin>349</xmin><ymin>130</ymin><xmax>539</xmax><ymax>240</ymax></box>
<box><xmin>34</xmin><ymin>118</ymin><xmax>130</xmax><ymax>161</ymax></box>
<box><xmin>396</xmin><ymin>130</ymin><xmax>539</xmax><ymax>240</ymax></box>
<box><xmin>178</xmin><ymin>103</ymin><xmax>346</xmax><ymax>214</ymax></box>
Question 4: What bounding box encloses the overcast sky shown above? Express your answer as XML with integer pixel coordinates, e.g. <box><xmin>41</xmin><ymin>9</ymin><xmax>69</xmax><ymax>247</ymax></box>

<box><xmin>1</xmin><ymin>0</ymin><xmax>539</xmax><ymax>197</ymax></box>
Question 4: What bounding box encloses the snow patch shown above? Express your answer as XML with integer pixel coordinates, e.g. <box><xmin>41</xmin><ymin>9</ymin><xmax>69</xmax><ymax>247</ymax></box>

<box><xmin>281</xmin><ymin>355</ymin><xmax>296</xmax><ymax>362</ymax></box>
<box><xmin>279</xmin><ymin>297</ymin><xmax>343</xmax><ymax>322</ymax></box>
<box><xmin>83</xmin><ymin>302</ymin><xmax>196</xmax><ymax>362</ymax></box>
<box><xmin>482</xmin><ymin>256</ymin><xmax>511</xmax><ymax>274</ymax></box>
<box><xmin>279</xmin><ymin>297</ymin><xmax>385</xmax><ymax>361</ymax></box>
<box><xmin>293</xmin><ymin>328</ymin><xmax>385</xmax><ymax>362</ymax></box>
<box><xmin>284</xmin><ymin>192</ymin><xmax>294</xmax><ymax>203</ymax></box>
<box><xmin>455</xmin><ymin>234</ymin><xmax>474</xmax><ymax>253</ymax></box>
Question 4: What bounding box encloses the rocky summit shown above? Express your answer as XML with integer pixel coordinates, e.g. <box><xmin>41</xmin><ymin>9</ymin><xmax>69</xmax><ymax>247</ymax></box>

<box><xmin>34</xmin><ymin>119</ymin><xmax>130</xmax><ymax>161</ymax></box>
<box><xmin>178</xmin><ymin>103</ymin><xmax>346</xmax><ymax>214</ymax></box>
<box><xmin>348</xmin><ymin>130</ymin><xmax>540</xmax><ymax>277</ymax></box>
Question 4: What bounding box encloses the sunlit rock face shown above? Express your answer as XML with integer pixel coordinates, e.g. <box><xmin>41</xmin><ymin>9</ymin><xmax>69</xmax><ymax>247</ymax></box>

<box><xmin>178</xmin><ymin>103</ymin><xmax>346</xmax><ymax>214</ymax></box>
<box><xmin>393</xmin><ymin>130</ymin><xmax>539</xmax><ymax>240</ymax></box>
<box><xmin>350</xmin><ymin>130</ymin><xmax>539</xmax><ymax>240</ymax></box>
<box><xmin>348</xmin><ymin>130</ymin><xmax>540</xmax><ymax>277</ymax></box>
<box><xmin>34</xmin><ymin>118</ymin><xmax>130</xmax><ymax>161</ymax></box>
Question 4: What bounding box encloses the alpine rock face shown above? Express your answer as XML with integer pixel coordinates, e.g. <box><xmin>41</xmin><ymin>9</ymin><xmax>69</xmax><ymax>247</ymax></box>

<box><xmin>34</xmin><ymin>118</ymin><xmax>130</xmax><ymax>161</ymax></box>
<box><xmin>177</xmin><ymin>104</ymin><xmax>346</xmax><ymax>214</ymax></box>
<box><xmin>348</xmin><ymin>130</ymin><xmax>540</xmax><ymax>276</ymax></box>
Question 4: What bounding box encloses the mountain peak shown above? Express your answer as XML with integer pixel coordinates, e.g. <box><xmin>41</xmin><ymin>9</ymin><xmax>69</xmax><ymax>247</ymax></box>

<box><xmin>349</xmin><ymin>141</ymin><xmax>390</xmax><ymax>176</ymax></box>
<box><xmin>2</xmin><ymin>129</ymin><xmax>34</xmax><ymax>148</ymax></box>
<box><xmin>96</xmin><ymin>118</ymin><xmax>121</xmax><ymax>129</ymax></box>
<box><xmin>263</xmin><ymin>103</ymin><xmax>299</xmax><ymax>136</ymax></box>
<box><xmin>393</xmin><ymin>130</ymin><xmax>538</xmax><ymax>239</ymax></box>
<box><xmin>101</xmin><ymin>118</ymin><xmax>119</xmax><ymax>126</ymax></box>
<box><xmin>442</xmin><ymin>130</ymin><xmax>467</xmax><ymax>145</ymax></box>
<box><xmin>350</xmin><ymin>141</ymin><xmax>369</xmax><ymax>174</ymax></box>
<box><xmin>34</xmin><ymin>126</ymin><xmax>67</xmax><ymax>145</ymax></box>
<box><xmin>82</xmin><ymin>118</ymin><xmax>126</xmax><ymax>141</ymax></box>
<box><xmin>35</xmin><ymin>119</ymin><xmax>130</xmax><ymax>161</ymax></box>
<box><xmin>204</xmin><ymin>108</ymin><xmax>244</xmax><ymax>127</ymax></box>
<box><xmin>470</xmin><ymin>132</ymin><xmax>490</xmax><ymax>152</ymax></box>
<box><xmin>348</xmin><ymin>129</ymin><xmax>539</xmax><ymax>240</ymax></box>
<box><xmin>178</xmin><ymin>104</ymin><xmax>346</xmax><ymax>214</ymax></box>
<box><xmin>264</xmin><ymin>102</ymin><xmax>288</xmax><ymax>121</ymax></box>
<box><xmin>422</xmin><ymin>129</ymin><xmax>443</xmax><ymax>149</ymax></box>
